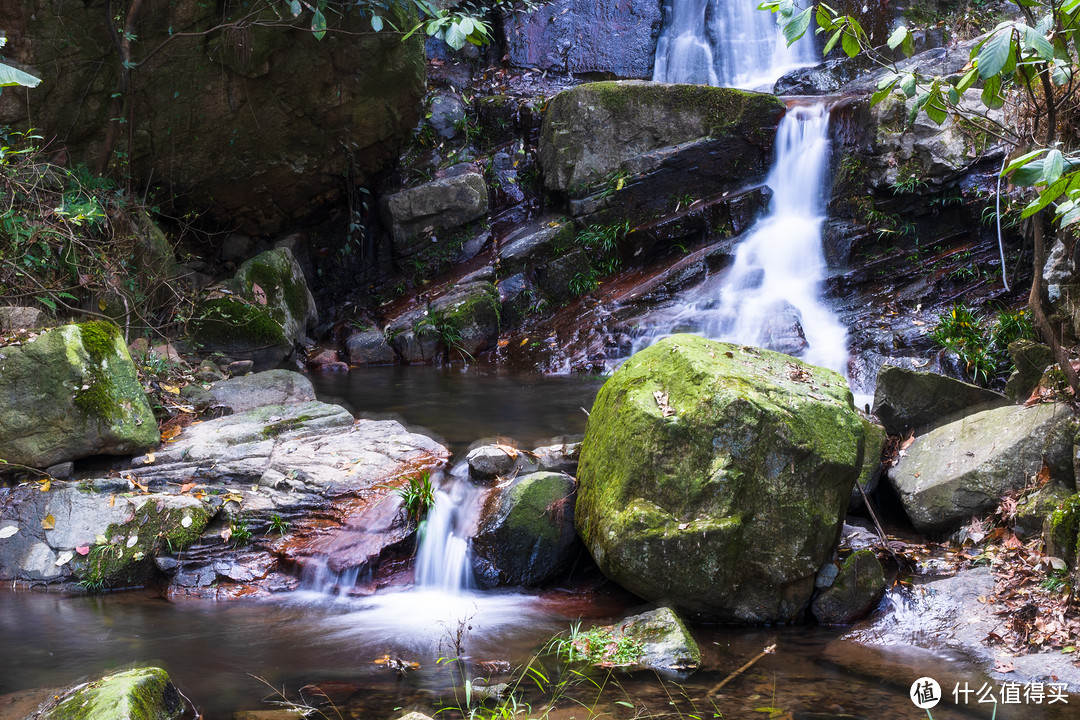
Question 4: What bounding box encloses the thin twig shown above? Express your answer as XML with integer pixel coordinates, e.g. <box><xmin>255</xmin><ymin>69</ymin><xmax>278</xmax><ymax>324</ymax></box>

<box><xmin>709</xmin><ymin>644</ymin><xmax>776</xmax><ymax>695</ymax></box>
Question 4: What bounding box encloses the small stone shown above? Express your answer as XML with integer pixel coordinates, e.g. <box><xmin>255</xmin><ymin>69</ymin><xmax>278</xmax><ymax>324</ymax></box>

<box><xmin>228</xmin><ymin>360</ymin><xmax>255</xmax><ymax>375</ymax></box>
<box><xmin>45</xmin><ymin>462</ymin><xmax>74</xmax><ymax>480</ymax></box>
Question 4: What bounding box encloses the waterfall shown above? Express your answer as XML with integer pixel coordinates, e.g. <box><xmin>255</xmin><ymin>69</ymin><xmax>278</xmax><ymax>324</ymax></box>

<box><xmin>625</xmin><ymin>105</ymin><xmax>849</xmax><ymax>377</ymax></box>
<box><xmin>652</xmin><ymin>0</ymin><xmax>817</xmax><ymax>88</ymax></box>
<box><xmin>414</xmin><ymin>484</ymin><xmax>475</xmax><ymax>593</ymax></box>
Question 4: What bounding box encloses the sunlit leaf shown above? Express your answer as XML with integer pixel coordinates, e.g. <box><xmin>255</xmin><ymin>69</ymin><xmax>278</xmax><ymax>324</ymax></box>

<box><xmin>978</xmin><ymin>27</ymin><xmax>1013</xmax><ymax>78</ymax></box>
<box><xmin>0</xmin><ymin>526</ymin><xmax>18</xmax><ymax>539</ymax></box>
<box><xmin>784</xmin><ymin>7</ymin><xmax>812</xmax><ymax>45</ymax></box>
<box><xmin>887</xmin><ymin>26</ymin><xmax>908</xmax><ymax>50</ymax></box>
<box><xmin>1024</xmin><ymin>26</ymin><xmax>1054</xmax><ymax>61</ymax></box>
<box><xmin>0</xmin><ymin>61</ymin><xmax>41</xmax><ymax>89</ymax></box>
<box><xmin>55</xmin><ymin>550</ymin><xmax>73</xmax><ymax>566</ymax></box>
<box><xmin>41</xmin><ymin>514</ymin><xmax>55</xmax><ymax>530</ymax></box>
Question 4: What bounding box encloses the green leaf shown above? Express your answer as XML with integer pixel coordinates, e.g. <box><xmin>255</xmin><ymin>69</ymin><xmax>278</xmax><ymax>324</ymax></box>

<box><xmin>841</xmin><ymin>27</ymin><xmax>860</xmax><ymax>57</ymax></box>
<box><xmin>1024</xmin><ymin>26</ymin><xmax>1054</xmax><ymax>61</ymax></box>
<box><xmin>925</xmin><ymin>91</ymin><xmax>948</xmax><ymax>124</ymax></box>
<box><xmin>289</xmin><ymin>0</ymin><xmax>302</xmax><ymax>16</ymax></box>
<box><xmin>956</xmin><ymin>66</ymin><xmax>979</xmax><ymax>92</ymax></box>
<box><xmin>0</xmin><ymin>61</ymin><xmax>41</xmax><ymax>89</ymax></box>
<box><xmin>371</xmin><ymin>14</ymin><xmax>383</xmax><ymax>31</ymax></box>
<box><xmin>900</xmin><ymin>72</ymin><xmax>917</xmax><ymax>97</ymax></box>
<box><xmin>870</xmin><ymin>86</ymin><xmax>894</xmax><ymax>106</ymax></box>
<box><xmin>444</xmin><ymin>21</ymin><xmax>467</xmax><ymax>50</ymax></box>
<box><xmin>311</xmin><ymin>8</ymin><xmax>327</xmax><ymax>40</ymax></box>
<box><xmin>887</xmin><ymin>26</ymin><xmax>909</xmax><ymax>50</ymax></box>
<box><xmin>1003</xmin><ymin>148</ymin><xmax>1046</xmax><ymax>175</ymax></box>
<box><xmin>978</xmin><ymin>27</ymin><xmax>1013</xmax><ymax>78</ymax></box>
<box><xmin>981</xmin><ymin>74</ymin><xmax>1004</xmax><ymax>109</ymax></box>
<box><xmin>815</xmin><ymin>4</ymin><xmax>834</xmax><ymax>31</ymax></box>
<box><xmin>823</xmin><ymin>28</ymin><xmax>843</xmax><ymax>55</ymax></box>
<box><xmin>34</xmin><ymin>295</ymin><xmax>57</xmax><ymax>311</ymax></box>
<box><xmin>1021</xmin><ymin>175</ymin><xmax>1069</xmax><ymax>217</ymax></box>
<box><xmin>784</xmin><ymin>7</ymin><xmax>812</xmax><ymax>45</ymax></box>
<box><xmin>1063</xmin><ymin>0</ymin><xmax>1080</xmax><ymax>12</ymax></box>
<box><xmin>1043</xmin><ymin>149</ymin><xmax>1065</xmax><ymax>185</ymax></box>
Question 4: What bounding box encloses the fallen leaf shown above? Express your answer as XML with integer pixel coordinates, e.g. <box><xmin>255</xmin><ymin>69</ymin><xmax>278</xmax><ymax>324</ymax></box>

<box><xmin>0</xmin><ymin>526</ymin><xmax>19</xmax><ymax>539</ymax></box>
<box><xmin>900</xmin><ymin>433</ymin><xmax>916</xmax><ymax>450</ymax></box>
<box><xmin>54</xmin><ymin>550</ymin><xmax>73</xmax><ymax>566</ymax></box>
<box><xmin>109</xmin><ymin>494</ymin><xmax>116</xmax><ymax>507</ymax></box>
<box><xmin>497</xmin><ymin>339</ymin><xmax>509</xmax><ymax>348</ymax></box>
<box><xmin>141</xmin><ymin>453</ymin><xmax>156</xmax><ymax>465</ymax></box>
<box><xmin>41</xmin><ymin>514</ymin><xmax>55</xmax><ymax>530</ymax></box>
<box><xmin>994</xmin><ymin>659</ymin><xmax>1016</xmax><ymax>673</ymax></box>
<box><xmin>180</xmin><ymin>482</ymin><xmax>196</xmax><ymax>494</ymax></box>
<box><xmin>653</xmin><ymin>390</ymin><xmax>676</xmax><ymax>418</ymax></box>
<box><xmin>76</xmin><ymin>545</ymin><xmax>90</xmax><ymax>555</ymax></box>
<box><xmin>126</xmin><ymin>535</ymin><xmax>138</xmax><ymax>548</ymax></box>
<box><xmin>519</xmin><ymin>337</ymin><xmax>529</xmax><ymax>346</ymax></box>
<box><xmin>38</xmin><ymin>479</ymin><xmax>51</xmax><ymax>492</ymax></box>
<box><xmin>251</xmin><ymin>282</ymin><xmax>268</xmax><ymax>305</ymax></box>
<box><xmin>160</xmin><ymin>384</ymin><xmax>180</xmax><ymax>395</ymax></box>
<box><xmin>130</xmin><ymin>478</ymin><xmax>149</xmax><ymax>493</ymax></box>
<box><xmin>221</xmin><ymin>527</ymin><xmax>233</xmax><ymax>542</ymax></box>
<box><xmin>160</xmin><ymin>425</ymin><xmax>183</xmax><ymax>442</ymax></box>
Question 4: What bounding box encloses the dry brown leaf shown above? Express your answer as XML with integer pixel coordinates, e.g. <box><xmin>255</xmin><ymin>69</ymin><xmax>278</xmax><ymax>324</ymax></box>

<box><xmin>160</xmin><ymin>425</ymin><xmax>182</xmax><ymax>442</ymax></box>
<box><xmin>180</xmin><ymin>482</ymin><xmax>196</xmax><ymax>494</ymax></box>
<box><xmin>251</xmin><ymin>283</ymin><xmax>268</xmax><ymax>305</ymax></box>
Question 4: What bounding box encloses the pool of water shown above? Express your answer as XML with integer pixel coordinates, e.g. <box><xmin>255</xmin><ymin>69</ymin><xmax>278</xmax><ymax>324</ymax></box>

<box><xmin>1</xmin><ymin>367</ymin><xmax>1073</xmax><ymax>720</ymax></box>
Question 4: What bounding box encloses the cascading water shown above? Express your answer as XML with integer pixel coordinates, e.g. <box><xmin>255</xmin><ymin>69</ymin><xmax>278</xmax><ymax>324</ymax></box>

<box><xmin>625</xmin><ymin>105</ymin><xmax>849</xmax><ymax>378</ymax></box>
<box><xmin>413</xmin><ymin>483</ymin><xmax>475</xmax><ymax>593</ymax></box>
<box><xmin>652</xmin><ymin>0</ymin><xmax>817</xmax><ymax>88</ymax></box>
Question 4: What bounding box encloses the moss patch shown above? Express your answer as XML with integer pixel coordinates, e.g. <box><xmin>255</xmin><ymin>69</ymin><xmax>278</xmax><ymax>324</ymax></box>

<box><xmin>193</xmin><ymin>297</ymin><xmax>288</xmax><ymax>347</ymax></box>
<box><xmin>45</xmin><ymin>667</ymin><xmax>182</xmax><ymax>720</ymax></box>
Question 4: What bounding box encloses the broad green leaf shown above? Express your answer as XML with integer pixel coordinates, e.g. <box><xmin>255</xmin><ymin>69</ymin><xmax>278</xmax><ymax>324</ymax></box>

<box><xmin>371</xmin><ymin>14</ymin><xmax>383</xmax><ymax>31</ymax></box>
<box><xmin>1024</xmin><ymin>26</ymin><xmax>1054</xmax><ymax>61</ymax></box>
<box><xmin>457</xmin><ymin>16</ymin><xmax>474</xmax><ymax>37</ymax></box>
<box><xmin>784</xmin><ymin>8</ymin><xmax>812</xmax><ymax>45</ymax></box>
<box><xmin>956</xmin><ymin>66</ymin><xmax>979</xmax><ymax>92</ymax></box>
<box><xmin>311</xmin><ymin>8</ymin><xmax>327</xmax><ymax>40</ymax></box>
<box><xmin>289</xmin><ymin>0</ymin><xmax>302</xmax><ymax>16</ymax></box>
<box><xmin>870</xmin><ymin>86</ymin><xmax>894</xmax><ymax>106</ymax></box>
<box><xmin>1063</xmin><ymin>0</ymin><xmax>1080</xmax><ymax>12</ymax></box>
<box><xmin>877</xmin><ymin>72</ymin><xmax>900</xmax><ymax>90</ymax></box>
<box><xmin>900</xmin><ymin>72</ymin><xmax>917</xmax><ymax>97</ymax></box>
<box><xmin>816</xmin><ymin>5</ymin><xmax>834</xmax><ymax>31</ymax></box>
<box><xmin>978</xmin><ymin>27</ymin><xmax>1013</xmax><ymax>78</ymax></box>
<box><xmin>841</xmin><ymin>27</ymin><xmax>860</xmax><ymax>57</ymax></box>
<box><xmin>824</xmin><ymin>28</ymin><xmax>843</xmax><ymax>55</ymax></box>
<box><xmin>1021</xmin><ymin>175</ymin><xmax>1069</xmax><ymax>217</ymax></box>
<box><xmin>981</xmin><ymin>74</ymin><xmax>1004</xmax><ymax>109</ymax></box>
<box><xmin>1003</xmin><ymin>148</ymin><xmax>1046</xmax><ymax>174</ymax></box>
<box><xmin>887</xmin><ymin>26</ymin><xmax>909</xmax><ymax>50</ymax></box>
<box><xmin>445</xmin><ymin>22</ymin><xmax>467</xmax><ymax>50</ymax></box>
<box><xmin>947</xmin><ymin>86</ymin><xmax>960</xmax><ymax>105</ymax></box>
<box><xmin>1043</xmin><ymin>149</ymin><xmax>1065</xmax><ymax>185</ymax></box>
<box><xmin>0</xmin><ymin>61</ymin><xmax>41</xmax><ymax>89</ymax></box>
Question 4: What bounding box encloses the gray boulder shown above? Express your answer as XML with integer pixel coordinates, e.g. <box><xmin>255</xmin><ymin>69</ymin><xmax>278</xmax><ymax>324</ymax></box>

<box><xmin>0</xmin><ymin>321</ymin><xmax>158</xmax><ymax>468</ymax></box>
<box><xmin>0</xmin><ymin>306</ymin><xmax>45</xmax><ymax>333</ymax></box>
<box><xmin>191</xmin><ymin>247</ymin><xmax>317</xmax><ymax>371</ymax></box>
<box><xmin>429</xmin><ymin>92</ymin><xmax>467</xmax><ymax>140</ymax></box>
<box><xmin>346</xmin><ymin>329</ymin><xmax>398</xmax><ymax>365</ymax></box>
<box><xmin>497</xmin><ymin>217</ymin><xmax>574</xmax><ymax>276</ymax></box>
<box><xmin>503</xmin><ymin>0</ymin><xmax>662</xmax><ymax>79</ymax></box>
<box><xmin>206</xmin><ymin>369</ymin><xmax>316</xmax><ymax>414</ymax></box>
<box><xmin>577</xmin><ymin>607</ymin><xmax>701</xmax><ymax>674</ymax></box>
<box><xmin>1004</xmin><ymin>339</ymin><xmax>1055</xmax><ymax>403</ymax></box>
<box><xmin>872</xmin><ymin>364</ymin><xmax>1010</xmax><ymax>435</ymax></box>
<box><xmin>811</xmin><ymin>549</ymin><xmax>887</xmax><ymax>625</ymax></box>
<box><xmin>466</xmin><ymin>442</ymin><xmax>536</xmax><ymax>482</ymax></box>
<box><xmin>471</xmin><ymin>471</ymin><xmax>579</xmax><ymax>588</ymax></box>
<box><xmin>382</xmin><ymin>172</ymin><xmax>488</xmax><ymax>258</ymax></box>
<box><xmin>888</xmin><ymin>403</ymin><xmax>1078</xmax><ymax>533</ymax></box>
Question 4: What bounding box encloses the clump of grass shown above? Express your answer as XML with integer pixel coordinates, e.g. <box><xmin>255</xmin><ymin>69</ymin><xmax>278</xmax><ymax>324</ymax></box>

<box><xmin>929</xmin><ymin>303</ymin><xmax>1034</xmax><ymax>386</ymax></box>
<box><xmin>397</xmin><ymin>471</ymin><xmax>436</xmax><ymax>525</ymax></box>
<box><xmin>554</xmin><ymin>622</ymin><xmax>644</xmax><ymax>667</ymax></box>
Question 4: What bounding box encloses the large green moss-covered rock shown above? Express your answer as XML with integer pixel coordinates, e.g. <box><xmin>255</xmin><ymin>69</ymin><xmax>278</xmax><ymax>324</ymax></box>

<box><xmin>2</xmin><ymin>1</ymin><xmax>425</xmax><ymax>235</ymax></box>
<box><xmin>471</xmin><ymin>471</ymin><xmax>579</xmax><ymax>588</ymax></box>
<box><xmin>29</xmin><ymin>667</ymin><xmax>182</xmax><ymax>720</ymax></box>
<box><xmin>0</xmin><ymin>322</ymin><xmax>158</xmax><ymax>468</ymax></box>
<box><xmin>192</xmin><ymin>248</ymin><xmax>316</xmax><ymax>370</ymax></box>
<box><xmin>811</xmin><ymin>549</ymin><xmax>887</xmax><ymax>624</ymax></box>
<box><xmin>575</xmin><ymin>334</ymin><xmax>865</xmax><ymax>622</ymax></box>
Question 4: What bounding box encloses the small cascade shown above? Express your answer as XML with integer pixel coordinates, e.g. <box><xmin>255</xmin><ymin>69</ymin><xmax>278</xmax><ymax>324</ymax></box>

<box><xmin>414</xmin><ymin>483</ymin><xmax>475</xmax><ymax>593</ymax></box>
<box><xmin>653</xmin><ymin>0</ymin><xmax>817</xmax><ymax>88</ymax></box>
<box><xmin>625</xmin><ymin>105</ymin><xmax>849</xmax><ymax>377</ymax></box>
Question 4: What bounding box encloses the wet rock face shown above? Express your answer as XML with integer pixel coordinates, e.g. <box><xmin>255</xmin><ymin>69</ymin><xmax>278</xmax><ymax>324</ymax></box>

<box><xmin>0</xmin><ymin>321</ymin><xmax>158</xmax><ymax>468</ymax></box>
<box><xmin>888</xmin><ymin>402</ymin><xmax>1078</xmax><ymax>534</ymax></box>
<box><xmin>811</xmin><ymin>549</ymin><xmax>887</xmax><ymax>625</ymax></box>
<box><xmin>503</xmin><ymin>0</ymin><xmax>663</xmax><ymax>79</ymax></box>
<box><xmin>381</xmin><ymin>172</ymin><xmax>490</xmax><ymax>259</ymax></box>
<box><xmin>2</xmin><ymin>2</ymin><xmax>425</xmax><ymax>235</ymax></box>
<box><xmin>575</xmin><ymin>334</ymin><xmax>865</xmax><ymax>622</ymax></box>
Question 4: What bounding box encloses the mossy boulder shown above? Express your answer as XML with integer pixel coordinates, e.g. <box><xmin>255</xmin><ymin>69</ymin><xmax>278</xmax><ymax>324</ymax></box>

<box><xmin>574</xmin><ymin>607</ymin><xmax>701</xmax><ymax>674</ymax></box>
<box><xmin>1044</xmin><ymin>493</ymin><xmax>1080</xmax><ymax>568</ymax></box>
<box><xmin>575</xmin><ymin>334</ymin><xmax>865</xmax><ymax>622</ymax></box>
<box><xmin>29</xmin><ymin>667</ymin><xmax>182</xmax><ymax>720</ymax></box>
<box><xmin>811</xmin><ymin>549</ymin><xmax>887</xmax><ymax>625</ymax></box>
<box><xmin>192</xmin><ymin>247</ymin><xmax>316</xmax><ymax>370</ymax></box>
<box><xmin>386</xmin><ymin>282</ymin><xmax>499</xmax><ymax>364</ymax></box>
<box><xmin>0</xmin><ymin>322</ymin><xmax>158</xmax><ymax>468</ymax></box>
<box><xmin>471</xmin><ymin>471</ymin><xmax>580</xmax><ymax>588</ymax></box>
<box><xmin>538</xmin><ymin>82</ymin><xmax>784</xmax><ymax>222</ymax></box>
<box><xmin>888</xmin><ymin>403</ymin><xmax>1078</xmax><ymax>534</ymax></box>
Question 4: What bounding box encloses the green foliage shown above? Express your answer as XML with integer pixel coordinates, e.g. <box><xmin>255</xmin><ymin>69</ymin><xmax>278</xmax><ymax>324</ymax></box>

<box><xmin>565</xmin><ymin>221</ymin><xmax>630</xmax><ymax>298</ymax></box>
<box><xmin>229</xmin><ymin>515</ymin><xmax>253</xmax><ymax>546</ymax></box>
<box><xmin>553</xmin><ymin>622</ymin><xmax>644</xmax><ymax>667</ymax></box>
<box><xmin>396</xmin><ymin>471</ymin><xmax>435</xmax><ymax>524</ymax></box>
<box><xmin>267</xmin><ymin>513</ymin><xmax>290</xmax><ymax>535</ymax></box>
<box><xmin>0</xmin><ymin>35</ymin><xmax>41</xmax><ymax>89</ymax></box>
<box><xmin>929</xmin><ymin>304</ymin><xmax>1035</xmax><ymax>385</ymax></box>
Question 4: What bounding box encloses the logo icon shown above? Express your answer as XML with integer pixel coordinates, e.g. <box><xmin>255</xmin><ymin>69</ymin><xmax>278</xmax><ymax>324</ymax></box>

<box><xmin>911</xmin><ymin>677</ymin><xmax>942</xmax><ymax>709</ymax></box>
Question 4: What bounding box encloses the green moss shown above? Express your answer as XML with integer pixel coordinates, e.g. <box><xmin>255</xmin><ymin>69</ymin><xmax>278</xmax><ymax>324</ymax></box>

<box><xmin>242</xmin><ymin>252</ymin><xmax>309</xmax><ymax>320</ymax></box>
<box><xmin>193</xmin><ymin>297</ymin><xmax>288</xmax><ymax>346</ymax></box>
<box><xmin>1050</xmin><ymin>494</ymin><xmax>1080</xmax><ymax>561</ymax></box>
<box><xmin>262</xmin><ymin>414</ymin><xmax>314</xmax><ymax>438</ymax></box>
<box><xmin>71</xmin><ymin>321</ymin><xmax>141</xmax><ymax>424</ymax></box>
<box><xmin>47</xmin><ymin>667</ymin><xmax>181</xmax><ymax>720</ymax></box>
<box><xmin>77</xmin><ymin>501</ymin><xmax>211</xmax><ymax>589</ymax></box>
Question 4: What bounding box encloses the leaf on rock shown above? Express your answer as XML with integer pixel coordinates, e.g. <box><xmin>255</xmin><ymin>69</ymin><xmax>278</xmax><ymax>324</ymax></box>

<box><xmin>653</xmin><ymin>390</ymin><xmax>676</xmax><ymax>418</ymax></box>
<box><xmin>0</xmin><ymin>526</ymin><xmax>18</xmax><ymax>539</ymax></box>
<box><xmin>54</xmin><ymin>550</ymin><xmax>73</xmax><ymax>566</ymax></box>
<box><xmin>76</xmin><ymin>545</ymin><xmax>90</xmax><ymax>555</ymax></box>
<box><xmin>41</xmin><ymin>514</ymin><xmax>55</xmax><ymax>530</ymax></box>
